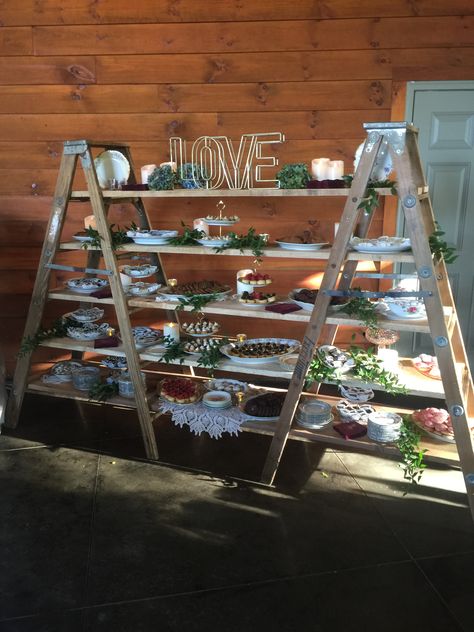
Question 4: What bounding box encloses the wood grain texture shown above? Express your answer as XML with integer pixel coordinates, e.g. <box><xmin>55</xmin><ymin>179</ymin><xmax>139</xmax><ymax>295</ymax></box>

<box><xmin>2</xmin><ymin>2</ymin><xmax>474</xmax><ymax>371</ymax></box>
<box><xmin>2</xmin><ymin>1</ymin><xmax>473</xmax><ymax>26</ymax></box>
<box><xmin>32</xmin><ymin>17</ymin><xmax>474</xmax><ymax>55</ymax></box>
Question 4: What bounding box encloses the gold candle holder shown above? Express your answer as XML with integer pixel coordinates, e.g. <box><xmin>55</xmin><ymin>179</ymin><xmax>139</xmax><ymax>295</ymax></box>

<box><xmin>236</xmin><ymin>333</ymin><xmax>247</xmax><ymax>343</ymax></box>
<box><xmin>107</xmin><ymin>327</ymin><xmax>115</xmax><ymax>337</ymax></box>
<box><xmin>168</xmin><ymin>278</ymin><xmax>178</xmax><ymax>288</ymax></box>
<box><xmin>236</xmin><ymin>391</ymin><xmax>245</xmax><ymax>405</ymax></box>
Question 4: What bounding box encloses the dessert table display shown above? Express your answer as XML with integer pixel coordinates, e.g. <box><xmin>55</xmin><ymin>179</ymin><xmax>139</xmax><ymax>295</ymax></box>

<box><xmin>6</xmin><ymin>124</ymin><xmax>474</xmax><ymax>524</ymax></box>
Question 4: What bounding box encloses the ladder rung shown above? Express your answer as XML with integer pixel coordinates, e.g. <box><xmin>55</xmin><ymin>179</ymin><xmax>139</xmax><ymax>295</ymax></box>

<box><xmin>324</xmin><ymin>289</ymin><xmax>432</xmax><ymax>299</ymax></box>
<box><xmin>45</xmin><ymin>263</ymin><xmax>113</xmax><ymax>276</ymax></box>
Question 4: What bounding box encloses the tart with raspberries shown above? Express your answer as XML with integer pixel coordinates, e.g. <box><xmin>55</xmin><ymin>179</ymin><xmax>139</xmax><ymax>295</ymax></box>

<box><xmin>159</xmin><ymin>377</ymin><xmax>201</xmax><ymax>404</ymax></box>
<box><xmin>239</xmin><ymin>291</ymin><xmax>276</xmax><ymax>305</ymax></box>
<box><xmin>238</xmin><ymin>272</ymin><xmax>272</xmax><ymax>286</ymax></box>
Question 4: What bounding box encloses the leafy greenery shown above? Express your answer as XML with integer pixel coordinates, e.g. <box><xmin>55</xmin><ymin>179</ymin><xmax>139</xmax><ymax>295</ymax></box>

<box><xmin>339</xmin><ymin>293</ymin><xmax>378</xmax><ymax>328</ymax></box>
<box><xmin>214</xmin><ymin>227</ymin><xmax>267</xmax><ymax>263</ymax></box>
<box><xmin>168</xmin><ymin>222</ymin><xmax>205</xmax><ymax>246</ymax></box>
<box><xmin>276</xmin><ymin>163</ymin><xmax>311</xmax><ymax>189</ymax></box>
<box><xmin>18</xmin><ymin>317</ymin><xmax>76</xmax><ymax>357</ymax></box>
<box><xmin>88</xmin><ymin>380</ymin><xmax>119</xmax><ymax>402</ymax></box>
<box><xmin>429</xmin><ymin>221</ymin><xmax>458</xmax><ymax>264</ymax></box>
<box><xmin>397</xmin><ymin>415</ymin><xmax>427</xmax><ymax>489</ymax></box>
<box><xmin>175</xmin><ymin>293</ymin><xmax>219</xmax><ymax>314</ymax></box>
<box><xmin>157</xmin><ymin>337</ymin><xmax>186</xmax><ymax>365</ymax></box>
<box><xmin>179</xmin><ymin>162</ymin><xmax>208</xmax><ymax>189</ymax></box>
<box><xmin>343</xmin><ymin>175</ymin><xmax>397</xmax><ymax>215</ymax></box>
<box><xmin>81</xmin><ymin>223</ymin><xmax>134</xmax><ymax>251</ymax></box>
<box><xmin>306</xmin><ymin>345</ymin><xmax>407</xmax><ymax>395</ymax></box>
<box><xmin>147</xmin><ymin>165</ymin><xmax>179</xmax><ymax>190</ymax></box>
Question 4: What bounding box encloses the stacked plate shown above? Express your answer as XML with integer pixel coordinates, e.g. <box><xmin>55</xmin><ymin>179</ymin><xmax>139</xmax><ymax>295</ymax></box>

<box><xmin>367</xmin><ymin>412</ymin><xmax>402</xmax><ymax>443</ymax></box>
<box><xmin>126</xmin><ymin>230</ymin><xmax>178</xmax><ymax>245</ymax></box>
<box><xmin>295</xmin><ymin>400</ymin><xmax>333</xmax><ymax>430</ymax></box>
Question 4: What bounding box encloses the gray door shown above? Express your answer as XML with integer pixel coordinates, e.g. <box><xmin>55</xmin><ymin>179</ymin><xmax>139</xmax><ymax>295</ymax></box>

<box><xmin>401</xmin><ymin>82</ymin><xmax>474</xmax><ymax>367</ymax></box>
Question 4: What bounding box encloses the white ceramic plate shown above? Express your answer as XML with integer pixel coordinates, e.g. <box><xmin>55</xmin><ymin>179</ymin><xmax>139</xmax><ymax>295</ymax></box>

<box><xmin>196</xmin><ymin>238</ymin><xmax>231</xmax><ymax>247</ymax></box>
<box><xmin>411</xmin><ymin>417</ymin><xmax>455</xmax><ymax>443</ymax></box>
<box><xmin>275</xmin><ymin>241</ymin><xmax>329</xmax><ymax>251</ymax></box>
<box><xmin>288</xmin><ymin>289</ymin><xmax>314</xmax><ymax>311</ymax></box>
<box><xmin>205</xmin><ymin>378</ymin><xmax>249</xmax><ymax>393</ymax></box>
<box><xmin>72</xmin><ymin>234</ymin><xmax>93</xmax><ymax>243</ymax></box>
<box><xmin>66</xmin><ymin>277</ymin><xmax>109</xmax><ymax>294</ymax></box>
<box><xmin>353</xmin><ymin>141</ymin><xmax>393</xmax><ymax>181</ymax></box>
<box><xmin>94</xmin><ymin>150</ymin><xmax>130</xmax><ymax>189</ymax></box>
<box><xmin>157</xmin><ymin>287</ymin><xmax>232</xmax><ymax>301</ymax></box>
<box><xmin>66</xmin><ymin>322</ymin><xmax>110</xmax><ymax>340</ymax></box>
<box><xmin>127</xmin><ymin>282</ymin><xmax>161</xmax><ymax>297</ymax></box>
<box><xmin>120</xmin><ymin>264</ymin><xmax>158</xmax><ymax>278</ymax></box>
<box><xmin>383</xmin><ymin>311</ymin><xmax>427</xmax><ymax>321</ymax></box>
<box><xmin>64</xmin><ymin>307</ymin><xmax>105</xmax><ymax>323</ymax></box>
<box><xmin>350</xmin><ymin>237</ymin><xmax>411</xmax><ymax>253</ymax></box>
<box><xmin>126</xmin><ymin>230</ymin><xmax>178</xmax><ymax>246</ymax></box>
<box><xmin>220</xmin><ymin>338</ymin><xmax>300</xmax><ymax>365</ymax></box>
<box><xmin>200</xmin><ymin>217</ymin><xmax>239</xmax><ymax>226</ymax></box>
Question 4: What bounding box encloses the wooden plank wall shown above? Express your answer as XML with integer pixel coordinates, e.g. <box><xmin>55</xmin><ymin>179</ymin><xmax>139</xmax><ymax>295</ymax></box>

<box><xmin>1</xmin><ymin>0</ymin><xmax>474</xmax><ymax>372</ymax></box>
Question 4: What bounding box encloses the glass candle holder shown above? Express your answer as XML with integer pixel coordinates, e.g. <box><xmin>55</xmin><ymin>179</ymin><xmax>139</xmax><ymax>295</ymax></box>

<box><xmin>117</xmin><ymin>371</ymin><xmax>147</xmax><ymax>399</ymax></box>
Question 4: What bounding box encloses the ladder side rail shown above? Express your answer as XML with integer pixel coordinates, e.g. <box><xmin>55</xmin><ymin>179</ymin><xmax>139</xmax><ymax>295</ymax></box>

<box><xmin>80</xmin><ymin>147</ymin><xmax>159</xmax><ymax>461</ymax></box>
<box><xmin>5</xmin><ymin>151</ymin><xmax>78</xmax><ymax>428</ymax></box>
<box><xmin>261</xmin><ymin>136</ymin><xmax>384</xmax><ymax>484</ymax></box>
<box><xmin>392</xmin><ymin>139</ymin><xmax>474</xmax><ymax>514</ymax></box>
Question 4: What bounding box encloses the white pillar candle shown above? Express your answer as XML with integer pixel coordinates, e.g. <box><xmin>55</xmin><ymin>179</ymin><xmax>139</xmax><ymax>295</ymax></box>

<box><xmin>236</xmin><ymin>268</ymin><xmax>254</xmax><ymax>295</ymax></box>
<box><xmin>160</xmin><ymin>161</ymin><xmax>177</xmax><ymax>172</ymax></box>
<box><xmin>327</xmin><ymin>160</ymin><xmax>344</xmax><ymax>180</ymax></box>
<box><xmin>311</xmin><ymin>158</ymin><xmax>331</xmax><ymax>181</ymax></box>
<box><xmin>193</xmin><ymin>218</ymin><xmax>210</xmax><ymax>236</ymax></box>
<box><xmin>377</xmin><ymin>348</ymin><xmax>399</xmax><ymax>373</ymax></box>
<box><xmin>164</xmin><ymin>322</ymin><xmax>180</xmax><ymax>343</ymax></box>
<box><xmin>334</xmin><ymin>223</ymin><xmax>340</xmax><ymax>238</ymax></box>
<box><xmin>84</xmin><ymin>215</ymin><xmax>97</xmax><ymax>230</ymax></box>
<box><xmin>140</xmin><ymin>164</ymin><xmax>157</xmax><ymax>184</ymax></box>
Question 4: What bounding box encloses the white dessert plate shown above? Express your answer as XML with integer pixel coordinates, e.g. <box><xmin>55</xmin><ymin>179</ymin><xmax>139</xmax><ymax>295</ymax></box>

<box><xmin>120</xmin><ymin>264</ymin><xmax>158</xmax><ymax>278</ymax></box>
<box><xmin>72</xmin><ymin>234</ymin><xmax>94</xmax><ymax>243</ymax></box>
<box><xmin>199</xmin><ymin>216</ymin><xmax>239</xmax><ymax>226</ymax></box>
<box><xmin>350</xmin><ymin>237</ymin><xmax>411</xmax><ymax>253</ymax></box>
<box><xmin>288</xmin><ymin>289</ymin><xmax>314</xmax><ymax>311</ymax></box>
<box><xmin>220</xmin><ymin>338</ymin><xmax>300</xmax><ymax>365</ymax></box>
<box><xmin>157</xmin><ymin>286</ymin><xmax>232</xmax><ymax>301</ymax></box>
<box><xmin>94</xmin><ymin>150</ymin><xmax>130</xmax><ymax>189</ymax></box>
<box><xmin>196</xmin><ymin>238</ymin><xmax>231</xmax><ymax>247</ymax></box>
<box><xmin>205</xmin><ymin>378</ymin><xmax>249</xmax><ymax>393</ymax></box>
<box><xmin>64</xmin><ymin>307</ymin><xmax>105</xmax><ymax>323</ymax></box>
<box><xmin>275</xmin><ymin>241</ymin><xmax>329</xmax><ymax>251</ymax></box>
<box><xmin>66</xmin><ymin>277</ymin><xmax>109</xmax><ymax>294</ymax></box>
<box><xmin>126</xmin><ymin>230</ymin><xmax>178</xmax><ymax>245</ymax></box>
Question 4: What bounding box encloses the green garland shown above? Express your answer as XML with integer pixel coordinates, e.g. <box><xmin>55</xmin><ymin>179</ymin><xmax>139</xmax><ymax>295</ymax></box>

<box><xmin>18</xmin><ymin>317</ymin><xmax>76</xmax><ymax>358</ymax></box>
<box><xmin>175</xmin><ymin>293</ymin><xmax>219</xmax><ymax>314</ymax></box>
<box><xmin>196</xmin><ymin>337</ymin><xmax>229</xmax><ymax>376</ymax></box>
<box><xmin>429</xmin><ymin>221</ymin><xmax>458</xmax><ymax>264</ymax></box>
<box><xmin>88</xmin><ymin>380</ymin><xmax>119</xmax><ymax>402</ymax></box>
<box><xmin>214</xmin><ymin>227</ymin><xmax>267</xmax><ymax>262</ymax></box>
<box><xmin>81</xmin><ymin>223</ymin><xmax>134</xmax><ymax>251</ymax></box>
<box><xmin>157</xmin><ymin>338</ymin><xmax>186</xmax><ymax>365</ymax></box>
<box><xmin>343</xmin><ymin>176</ymin><xmax>397</xmax><ymax>215</ymax></box>
<box><xmin>306</xmin><ymin>346</ymin><xmax>407</xmax><ymax>395</ymax></box>
<box><xmin>397</xmin><ymin>415</ymin><xmax>427</xmax><ymax>489</ymax></box>
<box><xmin>168</xmin><ymin>223</ymin><xmax>205</xmax><ymax>246</ymax></box>
<box><xmin>339</xmin><ymin>294</ymin><xmax>378</xmax><ymax>328</ymax></box>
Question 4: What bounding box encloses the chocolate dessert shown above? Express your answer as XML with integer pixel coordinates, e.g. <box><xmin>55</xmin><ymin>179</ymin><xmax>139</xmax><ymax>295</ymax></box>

<box><xmin>243</xmin><ymin>392</ymin><xmax>285</xmax><ymax>418</ymax></box>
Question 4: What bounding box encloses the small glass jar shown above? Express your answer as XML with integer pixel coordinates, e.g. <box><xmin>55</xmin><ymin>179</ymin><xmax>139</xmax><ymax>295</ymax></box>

<box><xmin>71</xmin><ymin>366</ymin><xmax>101</xmax><ymax>391</ymax></box>
<box><xmin>117</xmin><ymin>371</ymin><xmax>147</xmax><ymax>399</ymax></box>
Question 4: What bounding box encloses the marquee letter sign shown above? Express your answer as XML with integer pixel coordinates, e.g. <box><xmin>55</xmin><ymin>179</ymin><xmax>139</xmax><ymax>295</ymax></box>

<box><xmin>169</xmin><ymin>132</ymin><xmax>285</xmax><ymax>190</ymax></box>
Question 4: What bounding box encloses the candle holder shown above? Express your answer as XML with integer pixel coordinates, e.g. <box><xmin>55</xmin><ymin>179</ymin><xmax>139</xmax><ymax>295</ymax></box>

<box><xmin>168</xmin><ymin>278</ymin><xmax>178</xmax><ymax>288</ymax></box>
<box><xmin>236</xmin><ymin>333</ymin><xmax>247</xmax><ymax>343</ymax></box>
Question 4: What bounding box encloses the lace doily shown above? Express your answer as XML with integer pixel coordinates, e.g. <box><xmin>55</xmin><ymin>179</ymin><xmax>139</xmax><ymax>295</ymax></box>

<box><xmin>156</xmin><ymin>400</ymin><xmax>249</xmax><ymax>439</ymax></box>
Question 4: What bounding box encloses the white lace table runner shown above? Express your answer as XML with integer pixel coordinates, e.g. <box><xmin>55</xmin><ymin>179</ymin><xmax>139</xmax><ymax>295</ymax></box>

<box><xmin>156</xmin><ymin>400</ymin><xmax>249</xmax><ymax>439</ymax></box>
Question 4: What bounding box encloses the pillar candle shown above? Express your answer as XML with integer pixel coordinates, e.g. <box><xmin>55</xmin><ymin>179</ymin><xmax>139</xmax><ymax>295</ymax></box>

<box><xmin>327</xmin><ymin>160</ymin><xmax>344</xmax><ymax>180</ymax></box>
<box><xmin>193</xmin><ymin>218</ymin><xmax>210</xmax><ymax>235</ymax></box>
<box><xmin>164</xmin><ymin>322</ymin><xmax>180</xmax><ymax>343</ymax></box>
<box><xmin>84</xmin><ymin>215</ymin><xmax>97</xmax><ymax>230</ymax></box>
<box><xmin>377</xmin><ymin>348</ymin><xmax>399</xmax><ymax>373</ymax></box>
<box><xmin>140</xmin><ymin>164</ymin><xmax>157</xmax><ymax>184</ymax></box>
<box><xmin>311</xmin><ymin>158</ymin><xmax>331</xmax><ymax>180</ymax></box>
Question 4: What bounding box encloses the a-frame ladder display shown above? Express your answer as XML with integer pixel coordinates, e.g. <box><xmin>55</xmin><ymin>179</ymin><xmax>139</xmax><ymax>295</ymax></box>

<box><xmin>261</xmin><ymin>122</ymin><xmax>474</xmax><ymax>520</ymax></box>
<box><xmin>6</xmin><ymin>140</ymin><xmax>163</xmax><ymax>460</ymax></box>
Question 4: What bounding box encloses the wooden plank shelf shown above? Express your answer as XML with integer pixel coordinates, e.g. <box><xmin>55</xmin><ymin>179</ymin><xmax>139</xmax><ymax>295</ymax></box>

<box><xmin>26</xmin><ymin>371</ymin><xmax>458</xmax><ymax>467</ymax></box>
<box><xmin>58</xmin><ymin>241</ymin><xmax>417</xmax><ymax>263</ymax></box>
<box><xmin>36</xmin><ymin>337</ymin><xmax>454</xmax><ymax>399</ymax></box>
<box><xmin>48</xmin><ymin>287</ymin><xmax>452</xmax><ymax>334</ymax></box>
<box><xmin>70</xmin><ymin>187</ymin><xmax>395</xmax><ymax>200</ymax></box>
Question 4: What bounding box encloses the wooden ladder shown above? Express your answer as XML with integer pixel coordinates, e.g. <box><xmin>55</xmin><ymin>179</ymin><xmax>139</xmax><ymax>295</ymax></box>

<box><xmin>5</xmin><ymin>140</ymin><xmax>166</xmax><ymax>460</ymax></box>
<box><xmin>261</xmin><ymin>122</ymin><xmax>474</xmax><ymax>521</ymax></box>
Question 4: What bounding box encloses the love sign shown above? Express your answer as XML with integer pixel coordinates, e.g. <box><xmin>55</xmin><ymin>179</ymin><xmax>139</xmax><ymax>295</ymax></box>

<box><xmin>169</xmin><ymin>132</ymin><xmax>285</xmax><ymax>189</ymax></box>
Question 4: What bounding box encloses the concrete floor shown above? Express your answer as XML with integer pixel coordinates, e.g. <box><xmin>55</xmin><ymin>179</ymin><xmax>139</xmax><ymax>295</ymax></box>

<box><xmin>1</xmin><ymin>393</ymin><xmax>473</xmax><ymax>632</ymax></box>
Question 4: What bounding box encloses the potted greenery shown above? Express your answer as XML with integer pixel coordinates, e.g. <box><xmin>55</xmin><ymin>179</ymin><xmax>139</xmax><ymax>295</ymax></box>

<box><xmin>276</xmin><ymin>163</ymin><xmax>311</xmax><ymax>189</ymax></box>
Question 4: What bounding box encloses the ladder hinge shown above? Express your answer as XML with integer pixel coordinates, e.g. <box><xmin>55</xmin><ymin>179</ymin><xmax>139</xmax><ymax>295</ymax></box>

<box><xmin>363</xmin><ymin>121</ymin><xmax>413</xmax><ymax>155</ymax></box>
<box><xmin>63</xmin><ymin>140</ymin><xmax>89</xmax><ymax>155</ymax></box>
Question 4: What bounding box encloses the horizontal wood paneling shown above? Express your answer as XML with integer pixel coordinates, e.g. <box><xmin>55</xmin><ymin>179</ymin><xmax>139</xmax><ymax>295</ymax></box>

<box><xmin>32</xmin><ymin>17</ymin><xmax>474</xmax><ymax>55</ymax></box>
<box><xmin>0</xmin><ymin>81</ymin><xmax>390</xmax><ymax>114</ymax></box>
<box><xmin>2</xmin><ymin>2</ymin><xmax>474</xmax><ymax>370</ymax></box>
<box><xmin>2</xmin><ymin>1</ymin><xmax>473</xmax><ymax>26</ymax></box>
